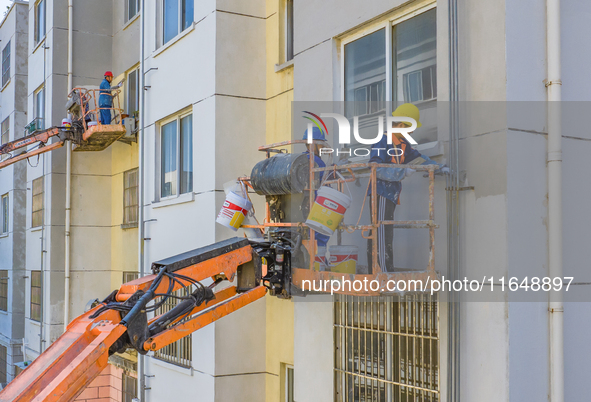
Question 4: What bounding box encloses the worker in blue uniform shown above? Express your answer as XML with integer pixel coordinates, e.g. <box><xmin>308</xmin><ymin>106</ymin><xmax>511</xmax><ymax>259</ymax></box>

<box><xmin>99</xmin><ymin>71</ymin><xmax>115</xmax><ymax>125</ymax></box>
<box><xmin>368</xmin><ymin>103</ymin><xmax>449</xmax><ymax>272</ymax></box>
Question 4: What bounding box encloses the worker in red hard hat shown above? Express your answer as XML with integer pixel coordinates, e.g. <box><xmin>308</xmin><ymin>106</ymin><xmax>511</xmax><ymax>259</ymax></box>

<box><xmin>99</xmin><ymin>71</ymin><xmax>117</xmax><ymax>124</ymax></box>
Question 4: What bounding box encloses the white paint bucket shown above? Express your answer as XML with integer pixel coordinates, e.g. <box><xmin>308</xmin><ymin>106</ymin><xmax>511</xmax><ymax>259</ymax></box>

<box><xmin>62</xmin><ymin>118</ymin><xmax>72</xmax><ymax>128</ymax></box>
<box><xmin>314</xmin><ymin>246</ymin><xmax>327</xmax><ymax>271</ymax></box>
<box><xmin>216</xmin><ymin>191</ymin><xmax>252</xmax><ymax>231</ymax></box>
<box><xmin>329</xmin><ymin>245</ymin><xmax>358</xmax><ymax>274</ymax></box>
<box><xmin>305</xmin><ymin>186</ymin><xmax>352</xmax><ymax>236</ymax></box>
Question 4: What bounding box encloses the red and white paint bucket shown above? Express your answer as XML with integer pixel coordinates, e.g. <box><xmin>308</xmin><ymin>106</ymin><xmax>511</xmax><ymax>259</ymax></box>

<box><xmin>314</xmin><ymin>246</ymin><xmax>327</xmax><ymax>271</ymax></box>
<box><xmin>305</xmin><ymin>186</ymin><xmax>352</xmax><ymax>236</ymax></box>
<box><xmin>216</xmin><ymin>191</ymin><xmax>252</xmax><ymax>231</ymax></box>
<box><xmin>329</xmin><ymin>245</ymin><xmax>358</xmax><ymax>274</ymax></box>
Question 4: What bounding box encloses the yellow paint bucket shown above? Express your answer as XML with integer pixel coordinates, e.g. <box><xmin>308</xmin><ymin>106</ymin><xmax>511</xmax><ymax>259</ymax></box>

<box><xmin>329</xmin><ymin>245</ymin><xmax>358</xmax><ymax>274</ymax></box>
<box><xmin>305</xmin><ymin>186</ymin><xmax>352</xmax><ymax>236</ymax></box>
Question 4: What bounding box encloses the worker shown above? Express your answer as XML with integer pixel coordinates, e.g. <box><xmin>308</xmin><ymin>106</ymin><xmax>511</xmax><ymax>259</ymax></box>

<box><xmin>302</xmin><ymin>126</ymin><xmax>330</xmax><ymax>249</ymax></box>
<box><xmin>99</xmin><ymin>71</ymin><xmax>120</xmax><ymax>125</ymax></box>
<box><xmin>367</xmin><ymin>103</ymin><xmax>449</xmax><ymax>272</ymax></box>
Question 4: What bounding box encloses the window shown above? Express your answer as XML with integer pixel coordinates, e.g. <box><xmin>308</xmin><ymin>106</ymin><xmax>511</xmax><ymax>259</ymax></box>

<box><xmin>1</xmin><ymin>117</ymin><xmax>8</xmax><ymax>161</ymax></box>
<box><xmin>162</xmin><ymin>0</ymin><xmax>194</xmax><ymax>45</ymax></box>
<box><xmin>126</xmin><ymin>0</ymin><xmax>140</xmax><ymax>22</ymax></box>
<box><xmin>285</xmin><ymin>0</ymin><xmax>294</xmax><ymax>62</ymax></box>
<box><xmin>34</xmin><ymin>87</ymin><xmax>45</xmax><ymax>130</ymax></box>
<box><xmin>1</xmin><ymin>194</ymin><xmax>7</xmax><ymax>235</ymax></box>
<box><xmin>30</xmin><ymin>271</ymin><xmax>42</xmax><ymax>322</ymax></box>
<box><xmin>2</xmin><ymin>40</ymin><xmax>10</xmax><ymax>87</ymax></box>
<box><xmin>32</xmin><ymin>177</ymin><xmax>43</xmax><ymax>228</ymax></box>
<box><xmin>285</xmin><ymin>365</ymin><xmax>294</xmax><ymax>402</ymax></box>
<box><xmin>153</xmin><ymin>287</ymin><xmax>192</xmax><ymax>367</ymax></box>
<box><xmin>160</xmin><ymin>113</ymin><xmax>192</xmax><ymax>198</ymax></box>
<box><xmin>0</xmin><ymin>270</ymin><xmax>7</xmax><ymax>311</ymax></box>
<box><xmin>334</xmin><ymin>294</ymin><xmax>439</xmax><ymax>401</ymax></box>
<box><xmin>123</xmin><ymin>271</ymin><xmax>139</xmax><ymax>284</ymax></box>
<box><xmin>127</xmin><ymin>68</ymin><xmax>140</xmax><ymax>118</ymax></box>
<box><xmin>0</xmin><ymin>344</ymin><xmax>6</xmax><ymax>384</ymax></box>
<box><xmin>122</xmin><ymin>372</ymin><xmax>138</xmax><ymax>402</ymax></box>
<box><xmin>123</xmin><ymin>169</ymin><xmax>139</xmax><ymax>227</ymax></box>
<box><xmin>343</xmin><ymin>8</ymin><xmax>437</xmax><ymax>145</ymax></box>
<box><xmin>34</xmin><ymin>0</ymin><xmax>46</xmax><ymax>44</ymax></box>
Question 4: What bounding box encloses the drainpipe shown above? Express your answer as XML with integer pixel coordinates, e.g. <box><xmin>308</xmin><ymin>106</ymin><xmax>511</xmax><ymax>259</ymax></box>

<box><xmin>546</xmin><ymin>0</ymin><xmax>563</xmax><ymax>400</ymax></box>
<box><xmin>64</xmin><ymin>0</ymin><xmax>73</xmax><ymax>331</ymax></box>
<box><xmin>138</xmin><ymin>0</ymin><xmax>147</xmax><ymax>399</ymax></box>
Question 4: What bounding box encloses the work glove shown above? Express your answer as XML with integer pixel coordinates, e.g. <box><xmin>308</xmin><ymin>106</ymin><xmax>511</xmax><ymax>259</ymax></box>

<box><xmin>436</xmin><ymin>165</ymin><xmax>451</xmax><ymax>175</ymax></box>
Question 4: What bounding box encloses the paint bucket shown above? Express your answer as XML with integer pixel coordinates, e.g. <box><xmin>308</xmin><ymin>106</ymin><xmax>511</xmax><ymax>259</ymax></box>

<box><xmin>62</xmin><ymin>118</ymin><xmax>72</xmax><ymax>129</ymax></box>
<box><xmin>305</xmin><ymin>186</ymin><xmax>352</xmax><ymax>236</ymax></box>
<box><xmin>314</xmin><ymin>246</ymin><xmax>327</xmax><ymax>271</ymax></box>
<box><xmin>329</xmin><ymin>245</ymin><xmax>358</xmax><ymax>274</ymax></box>
<box><xmin>216</xmin><ymin>191</ymin><xmax>252</xmax><ymax>231</ymax></box>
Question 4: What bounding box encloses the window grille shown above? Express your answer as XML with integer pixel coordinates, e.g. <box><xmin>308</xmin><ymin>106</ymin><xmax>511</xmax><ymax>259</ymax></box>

<box><xmin>0</xmin><ymin>270</ymin><xmax>7</xmax><ymax>311</ymax></box>
<box><xmin>30</xmin><ymin>271</ymin><xmax>42</xmax><ymax>322</ymax></box>
<box><xmin>0</xmin><ymin>344</ymin><xmax>6</xmax><ymax>384</ymax></box>
<box><xmin>123</xmin><ymin>169</ymin><xmax>139</xmax><ymax>227</ymax></box>
<box><xmin>153</xmin><ymin>287</ymin><xmax>192</xmax><ymax>367</ymax></box>
<box><xmin>334</xmin><ymin>294</ymin><xmax>439</xmax><ymax>401</ymax></box>
<box><xmin>32</xmin><ymin>177</ymin><xmax>43</xmax><ymax>228</ymax></box>
<box><xmin>122</xmin><ymin>371</ymin><xmax>138</xmax><ymax>402</ymax></box>
<box><xmin>2</xmin><ymin>41</ymin><xmax>10</xmax><ymax>87</ymax></box>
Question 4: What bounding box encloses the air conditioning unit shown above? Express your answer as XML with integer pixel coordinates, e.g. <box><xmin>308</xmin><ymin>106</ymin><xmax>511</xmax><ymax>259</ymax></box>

<box><xmin>122</xmin><ymin>117</ymin><xmax>137</xmax><ymax>142</ymax></box>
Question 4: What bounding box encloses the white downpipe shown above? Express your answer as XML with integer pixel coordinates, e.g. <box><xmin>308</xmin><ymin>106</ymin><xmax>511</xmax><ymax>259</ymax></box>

<box><xmin>64</xmin><ymin>0</ymin><xmax>73</xmax><ymax>331</ymax></box>
<box><xmin>546</xmin><ymin>0</ymin><xmax>563</xmax><ymax>400</ymax></box>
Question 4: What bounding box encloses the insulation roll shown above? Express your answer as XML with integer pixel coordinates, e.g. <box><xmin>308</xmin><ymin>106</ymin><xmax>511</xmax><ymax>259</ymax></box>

<box><xmin>250</xmin><ymin>153</ymin><xmax>310</xmax><ymax>195</ymax></box>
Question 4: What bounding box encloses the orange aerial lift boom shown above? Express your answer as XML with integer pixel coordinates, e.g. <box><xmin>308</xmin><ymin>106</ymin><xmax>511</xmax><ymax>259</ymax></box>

<box><xmin>0</xmin><ymin>236</ymin><xmax>291</xmax><ymax>402</ymax></box>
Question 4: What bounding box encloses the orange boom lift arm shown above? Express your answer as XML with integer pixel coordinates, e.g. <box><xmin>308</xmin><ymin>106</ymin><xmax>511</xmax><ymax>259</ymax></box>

<box><xmin>0</xmin><ymin>238</ymin><xmax>274</xmax><ymax>402</ymax></box>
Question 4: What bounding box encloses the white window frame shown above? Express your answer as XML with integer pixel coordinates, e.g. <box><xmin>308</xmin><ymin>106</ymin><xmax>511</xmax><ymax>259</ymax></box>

<box><xmin>2</xmin><ymin>40</ymin><xmax>10</xmax><ymax>88</ymax></box>
<box><xmin>126</xmin><ymin>0</ymin><xmax>141</xmax><ymax>23</ymax></box>
<box><xmin>157</xmin><ymin>110</ymin><xmax>193</xmax><ymax>201</ymax></box>
<box><xmin>0</xmin><ymin>117</ymin><xmax>8</xmax><ymax>161</ymax></box>
<box><xmin>285</xmin><ymin>0</ymin><xmax>294</xmax><ymax>62</ymax></box>
<box><xmin>1</xmin><ymin>193</ymin><xmax>8</xmax><ymax>235</ymax></box>
<box><xmin>284</xmin><ymin>364</ymin><xmax>294</xmax><ymax>402</ymax></box>
<box><xmin>34</xmin><ymin>86</ymin><xmax>45</xmax><ymax>130</ymax></box>
<box><xmin>34</xmin><ymin>0</ymin><xmax>46</xmax><ymax>45</ymax></box>
<box><xmin>339</xmin><ymin>1</ymin><xmax>438</xmax><ymax>150</ymax></box>
<box><xmin>159</xmin><ymin>0</ymin><xmax>194</xmax><ymax>47</ymax></box>
<box><xmin>126</xmin><ymin>66</ymin><xmax>140</xmax><ymax>118</ymax></box>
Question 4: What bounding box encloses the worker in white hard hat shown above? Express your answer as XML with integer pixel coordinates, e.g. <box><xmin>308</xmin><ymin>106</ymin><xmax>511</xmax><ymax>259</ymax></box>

<box><xmin>367</xmin><ymin>103</ymin><xmax>449</xmax><ymax>272</ymax></box>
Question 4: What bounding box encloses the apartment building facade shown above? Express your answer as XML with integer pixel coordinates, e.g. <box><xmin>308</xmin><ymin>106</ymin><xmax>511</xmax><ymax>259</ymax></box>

<box><xmin>0</xmin><ymin>1</ymin><xmax>28</xmax><ymax>385</ymax></box>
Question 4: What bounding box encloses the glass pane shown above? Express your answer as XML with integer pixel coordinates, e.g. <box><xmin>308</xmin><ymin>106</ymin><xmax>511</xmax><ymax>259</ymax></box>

<box><xmin>2</xmin><ymin>196</ymin><xmax>8</xmax><ymax>233</ymax></box>
<box><xmin>393</xmin><ymin>9</ymin><xmax>437</xmax><ymax>144</ymax></box>
<box><xmin>127</xmin><ymin>0</ymin><xmax>137</xmax><ymax>21</ymax></box>
<box><xmin>344</xmin><ymin>29</ymin><xmax>386</xmax><ymax>148</ymax></box>
<box><xmin>180</xmin><ymin>114</ymin><xmax>192</xmax><ymax>194</ymax></box>
<box><xmin>163</xmin><ymin>0</ymin><xmax>179</xmax><ymax>44</ymax></box>
<box><xmin>286</xmin><ymin>0</ymin><xmax>294</xmax><ymax>61</ymax></box>
<box><xmin>161</xmin><ymin>120</ymin><xmax>178</xmax><ymax>197</ymax></box>
<box><xmin>182</xmin><ymin>0</ymin><xmax>194</xmax><ymax>31</ymax></box>
<box><xmin>128</xmin><ymin>69</ymin><xmax>138</xmax><ymax>114</ymax></box>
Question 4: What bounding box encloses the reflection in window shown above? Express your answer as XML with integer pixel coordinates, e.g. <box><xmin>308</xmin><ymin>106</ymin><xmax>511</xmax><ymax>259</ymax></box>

<box><xmin>161</xmin><ymin>120</ymin><xmax>178</xmax><ymax>198</ymax></box>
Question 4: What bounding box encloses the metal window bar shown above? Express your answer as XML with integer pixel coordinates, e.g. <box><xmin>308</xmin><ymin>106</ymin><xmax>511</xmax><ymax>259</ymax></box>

<box><xmin>122</xmin><ymin>372</ymin><xmax>138</xmax><ymax>402</ymax></box>
<box><xmin>153</xmin><ymin>286</ymin><xmax>193</xmax><ymax>367</ymax></box>
<box><xmin>2</xmin><ymin>40</ymin><xmax>10</xmax><ymax>87</ymax></box>
<box><xmin>334</xmin><ymin>294</ymin><xmax>439</xmax><ymax>402</ymax></box>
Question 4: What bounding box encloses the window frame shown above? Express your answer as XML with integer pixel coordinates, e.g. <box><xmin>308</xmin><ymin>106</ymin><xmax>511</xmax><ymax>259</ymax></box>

<box><xmin>34</xmin><ymin>0</ymin><xmax>46</xmax><ymax>45</ymax></box>
<box><xmin>285</xmin><ymin>364</ymin><xmax>294</xmax><ymax>402</ymax></box>
<box><xmin>158</xmin><ymin>111</ymin><xmax>193</xmax><ymax>201</ymax></box>
<box><xmin>30</xmin><ymin>271</ymin><xmax>42</xmax><ymax>322</ymax></box>
<box><xmin>122</xmin><ymin>371</ymin><xmax>138</xmax><ymax>402</ymax></box>
<box><xmin>285</xmin><ymin>0</ymin><xmax>294</xmax><ymax>62</ymax></box>
<box><xmin>0</xmin><ymin>344</ymin><xmax>6</xmax><ymax>384</ymax></box>
<box><xmin>339</xmin><ymin>2</ymin><xmax>438</xmax><ymax>149</ymax></box>
<box><xmin>126</xmin><ymin>0</ymin><xmax>140</xmax><ymax>23</ymax></box>
<box><xmin>31</xmin><ymin>177</ymin><xmax>44</xmax><ymax>229</ymax></box>
<box><xmin>122</xmin><ymin>168</ymin><xmax>139</xmax><ymax>228</ymax></box>
<box><xmin>160</xmin><ymin>0</ymin><xmax>194</xmax><ymax>47</ymax></box>
<box><xmin>1</xmin><ymin>193</ymin><xmax>8</xmax><ymax>235</ymax></box>
<box><xmin>0</xmin><ymin>117</ymin><xmax>8</xmax><ymax>161</ymax></box>
<box><xmin>0</xmin><ymin>270</ymin><xmax>8</xmax><ymax>312</ymax></box>
<box><xmin>34</xmin><ymin>86</ymin><xmax>45</xmax><ymax>130</ymax></box>
<box><xmin>2</xmin><ymin>40</ymin><xmax>10</xmax><ymax>87</ymax></box>
<box><xmin>126</xmin><ymin>67</ymin><xmax>140</xmax><ymax>119</ymax></box>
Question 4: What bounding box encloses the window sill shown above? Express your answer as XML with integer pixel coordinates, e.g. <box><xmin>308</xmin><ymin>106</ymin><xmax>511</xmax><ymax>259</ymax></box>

<box><xmin>123</xmin><ymin>13</ymin><xmax>140</xmax><ymax>31</ymax></box>
<box><xmin>153</xmin><ymin>23</ymin><xmax>195</xmax><ymax>59</ymax></box>
<box><xmin>274</xmin><ymin>59</ymin><xmax>294</xmax><ymax>73</ymax></box>
<box><xmin>1</xmin><ymin>78</ymin><xmax>10</xmax><ymax>92</ymax></box>
<box><xmin>33</xmin><ymin>37</ymin><xmax>46</xmax><ymax>54</ymax></box>
<box><xmin>152</xmin><ymin>356</ymin><xmax>193</xmax><ymax>375</ymax></box>
<box><xmin>121</xmin><ymin>222</ymin><xmax>139</xmax><ymax>230</ymax></box>
<box><xmin>152</xmin><ymin>192</ymin><xmax>194</xmax><ymax>209</ymax></box>
<box><xmin>0</xmin><ymin>310</ymin><xmax>7</xmax><ymax>316</ymax></box>
<box><xmin>0</xmin><ymin>232</ymin><xmax>8</xmax><ymax>238</ymax></box>
<box><xmin>30</xmin><ymin>226</ymin><xmax>43</xmax><ymax>233</ymax></box>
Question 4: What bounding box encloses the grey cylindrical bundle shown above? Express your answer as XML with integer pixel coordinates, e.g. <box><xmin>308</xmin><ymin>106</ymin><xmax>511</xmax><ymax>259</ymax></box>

<box><xmin>250</xmin><ymin>153</ymin><xmax>310</xmax><ymax>195</ymax></box>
